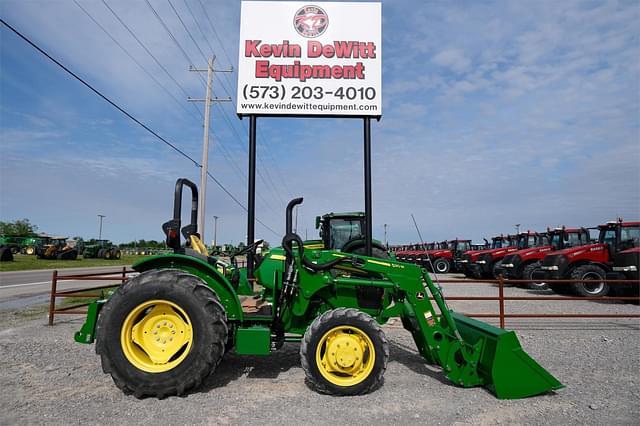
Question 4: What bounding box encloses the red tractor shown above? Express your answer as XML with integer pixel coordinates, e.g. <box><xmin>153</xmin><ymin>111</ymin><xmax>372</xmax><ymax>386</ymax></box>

<box><xmin>460</xmin><ymin>235</ymin><xmax>518</xmax><ymax>279</ymax></box>
<box><xmin>499</xmin><ymin>227</ymin><xmax>591</xmax><ymax>289</ymax></box>
<box><xmin>606</xmin><ymin>247</ymin><xmax>639</xmax><ymax>297</ymax></box>
<box><xmin>395</xmin><ymin>243</ymin><xmax>431</xmax><ymax>263</ymax></box>
<box><xmin>421</xmin><ymin>239</ymin><xmax>472</xmax><ymax>273</ymax></box>
<box><xmin>534</xmin><ymin>220</ymin><xmax>640</xmax><ymax>297</ymax></box>
<box><xmin>465</xmin><ymin>232</ymin><xmax>524</xmax><ymax>279</ymax></box>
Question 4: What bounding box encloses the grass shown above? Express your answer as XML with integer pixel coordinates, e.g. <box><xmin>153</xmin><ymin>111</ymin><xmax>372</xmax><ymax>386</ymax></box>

<box><xmin>0</xmin><ymin>254</ymin><xmax>148</xmax><ymax>272</ymax></box>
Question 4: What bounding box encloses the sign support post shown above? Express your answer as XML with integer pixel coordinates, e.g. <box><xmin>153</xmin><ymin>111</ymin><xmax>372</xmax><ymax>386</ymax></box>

<box><xmin>247</xmin><ymin>114</ymin><xmax>257</xmax><ymax>279</ymax></box>
<box><xmin>364</xmin><ymin>117</ymin><xmax>372</xmax><ymax>257</ymax></box>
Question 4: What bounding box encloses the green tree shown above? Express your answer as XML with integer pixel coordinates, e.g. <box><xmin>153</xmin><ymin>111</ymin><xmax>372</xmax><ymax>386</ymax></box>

<box><xmin>0</xmin><ymin>219</ymin><xmax>38</xmax><ymax>236</ymax></box>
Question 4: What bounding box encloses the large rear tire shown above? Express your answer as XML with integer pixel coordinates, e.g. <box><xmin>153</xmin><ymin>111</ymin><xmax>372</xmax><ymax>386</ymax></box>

<box><xmin>571</xmin><ymin>265</ymin><xmax>609</xmax><ymax>297</ymax></box>
<box><xmin>300</xmin><ymin>308</ymin><xmax>388</xmax><ymax>396</ymax></box>
<box><xmin>96</xmin><ymin>269</ymin><xmax>228</xmax><ymax>398</ymax></box>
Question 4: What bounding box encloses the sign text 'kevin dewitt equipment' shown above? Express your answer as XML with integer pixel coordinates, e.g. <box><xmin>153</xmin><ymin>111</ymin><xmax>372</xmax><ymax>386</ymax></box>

<box><xmin>237</xmin><ymin>1</ymin><xmax>382</xmax><ymax>116</ymax></box>
<box><xmin>245</xmin><ymin>40</ymin><xmax>377</xmax><ymax>82</ymax></box>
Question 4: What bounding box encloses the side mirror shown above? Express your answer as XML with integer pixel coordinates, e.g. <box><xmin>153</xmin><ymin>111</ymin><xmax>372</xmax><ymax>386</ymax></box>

<box><xmin>315</xmin><ymin>216</ymin><xmax>321</xmax><ymax>229</ymax></box>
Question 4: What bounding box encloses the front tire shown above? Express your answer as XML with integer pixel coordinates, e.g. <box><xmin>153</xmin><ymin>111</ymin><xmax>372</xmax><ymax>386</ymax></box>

<box><xmin>96</xmin><ymin>269</ymin><xmax>228</xmax><ymax>398</ymax></box>
<box><xmin>523</xmin><ymin>261</ymin><xmax>548</xmax><ymax>290</ymax></box>
<box><xmin>300</xmin><ymin>308</ymin><xmax>388</xmax><ymax>396</ymax></box>
<box><xmin>433</xmin><ymin>258</ymin><xmax>451</xmax><ymax>274</ymax></box>
<box><xmin>571</xmin><ymin>265</ymin><xmax>609</xmax><ymax>297</ymax></box>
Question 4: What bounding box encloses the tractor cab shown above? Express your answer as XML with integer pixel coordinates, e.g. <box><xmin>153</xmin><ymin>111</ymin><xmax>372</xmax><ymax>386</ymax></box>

<box><xmin>315</xmin><ymin>212</ymin><xmax>388</xmax><ymax>256</ymax></box>
<box><xmin>548</xmin><ymin>227</ymin><xmax>590</xmax><ymax>250</ymax></box>
<box><xmin>515</xmin><ymin>232</ymin><xmax>549</xmax><ymax>249</ymax></box>
<box><xmin>491</xmin><ymin>235</ymin><xmax>511</xmax><ymax>249</ymax></box>
<box><xmin>316</xmin><ymin>212</ymin><xmax>365</xmax><ymax>251</ymax></box>
<box><xmin>598</xmin><ymin>220</ymin><xmax>640</xmax><ymax>258</ymax></box>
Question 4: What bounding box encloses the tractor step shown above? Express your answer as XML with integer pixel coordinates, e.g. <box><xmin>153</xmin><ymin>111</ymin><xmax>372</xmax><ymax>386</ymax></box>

<box><xmin>240</xmin><ymin>296</ymin><xmax>273</xmax><ymax>317</ymax></box>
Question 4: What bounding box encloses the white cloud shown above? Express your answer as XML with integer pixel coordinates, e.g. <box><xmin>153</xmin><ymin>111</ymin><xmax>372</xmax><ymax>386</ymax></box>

<box><xmin>432</xmin><ymin>48</ymin><xmax>471</xmax><ymax>74</ymax></box>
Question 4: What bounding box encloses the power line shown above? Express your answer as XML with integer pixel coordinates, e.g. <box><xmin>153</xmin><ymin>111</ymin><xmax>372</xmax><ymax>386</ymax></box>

<box><xmin>182</xmin><ymin>0</ymin><xmax>216</xmax><ymax>56</ymax></box>
<box><xmin>73</xmin><ymin>0</ymin><xmax>196</xmax><ymax>121</ymax></box>
<box><xmin>0</xmin><ymin>17</ymin><xmax>280</xmax><ymax>238</ymax></box>
<box><xmin>99</xmin><ymin>0</ymin><xmax>255</xmax><ymax>208</ymax></box>
<box><xmin>93</xmin><ymin>0</ymin><xmax>252</xmax><ymax>203</ymax></box>
<box><xmin>196</xmin><ymin>0</ymin><xmax>233</xmax><ymax>67</ymax></box>
<box><xmin>166</xmin><ymin>0</ymin><xmax>293</xmax><ymax>203</ymax></box>
<box><xmin>144</xmin><ymin>0</ymin><xmax>207</xmax><ymax>88</ymax></box>
<box><xmin>167</xmin><ymin>0</ymin><xmax>208</xmax><ymax>64</ymax></box>
<box><xmin>100</xmin><ymin>0</ymin><xmax>203</xmax><ymax>120</ymax></box>
<box><xmin>158</xmin><ymin>0</ymin><xmax>284</xmax><ymax>210</ymax></box>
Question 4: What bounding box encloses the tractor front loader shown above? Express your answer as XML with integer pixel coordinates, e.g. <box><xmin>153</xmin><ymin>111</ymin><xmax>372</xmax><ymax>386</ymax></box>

<box><xmin>75</xmin><ymin>179</ymin><xmax>562</xmax><ymax>400</ymax></box>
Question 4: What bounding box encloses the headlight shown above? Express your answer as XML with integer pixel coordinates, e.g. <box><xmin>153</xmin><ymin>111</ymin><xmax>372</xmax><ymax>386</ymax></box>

<box><xmin>502</xmin><ymin>263</ymin><xmax>514</xmax><ymax>268</ymax></box>
<box><xmin>541</xmin><ymin>265</ymin><xmax>559</xmax><ymax>271</ymax></box>
<box><xmin>459</xmin><ymin>259</ymin><xmax>468</xmax><ymax>263</ymax></box>
<box><xmin>476</xmin><ymin>260</ymin><xmax>486</xmax><ymax>264</ymax></box>
<box><xmin>613</xmin><ymin>265</ymin><xmax>637</xmax><ymax>272</ymax></box>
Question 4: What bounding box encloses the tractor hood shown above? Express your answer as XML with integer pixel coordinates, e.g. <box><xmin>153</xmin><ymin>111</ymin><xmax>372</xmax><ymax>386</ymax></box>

<box><xmin>510</xmin><ymin>245</ymin><xmax>555</xmax><ymax>260</ymax></box>
<box><xmin>475</xmin><ymin>247</ymin><xmax>519</xmax><ymax>258</ymax></box>
<box><xmin>426</xmin><ymin>249</ymin><xmax>452</xmax><ymax>257</ymax></box>
<box><xmin>619</xmin><ymin>247</ymin><xmax>640</xmax><ymax>254</ymax></box>
<box><xmin>463</xmin><ymin>250</ymin><xmax>486</xmax><ymax>261</ymax></box>
<box><xmin>551</xmin><ymin>243</ymin><xmax>607</xmax><ymax>259</ymax></box>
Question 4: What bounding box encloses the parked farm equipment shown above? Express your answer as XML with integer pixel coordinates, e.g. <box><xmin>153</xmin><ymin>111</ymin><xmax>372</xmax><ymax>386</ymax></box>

<box><xmin>606</xmin><ymin>247</ymin><xmax>640</xmax><ymax>296</ymax></box>
<box><xmin>463</xmin><ymin>235</ymin><xmax>519</xmax><ymax>279</ymax></box>
<box><xmin>36</xmin><ymin>237</ymin><xmax>78</xmax><ymax>260</ymax></box>
<box><xmin>74</xmin><ymin>178</ymin><xmax>562</xmax><ymax>400</ymax></box>
<box><xmin>534</xmin><ymin>220</ymin><xmax>640</xmax><ymax>296</ymax></box>
<box><xmin>500</xmin><ymin>227</ymin><xmax>591</xmax><ymax>289</ymax></box>
<box><xmin>83</xmin><ymin>240</ymin><xmax>121</xmax><ymax>260</ymax></box>
<box><xmin>424</xmin><ymin>239</ymin><xmax>472</xmax><ymax>273</ymax></box>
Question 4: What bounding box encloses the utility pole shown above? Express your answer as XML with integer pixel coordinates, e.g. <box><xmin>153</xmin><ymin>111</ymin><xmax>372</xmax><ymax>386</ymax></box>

<box><xmin>97</xmin><ymin>214</ymin><xmax>106</xmax><ymax>240</ymax></box>
<box><xmin>189</xmin><ymin>57</ymin><xmax>232</xmax><ymax>241</ymax></box>
<box><xmin>213</xmin><ymin>215</ymin><xmax>219</xmax><ymax>249</ymax></box>
<box><xmin>384</xmin><ymin>223</ymin><xmax>388</xmax><ymax>248</ymax></box>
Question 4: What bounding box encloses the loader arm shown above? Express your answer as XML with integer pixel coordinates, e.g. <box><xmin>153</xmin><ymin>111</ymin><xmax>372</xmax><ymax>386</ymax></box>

<box><xmin>284</xmin><ymin>243</ymin><xmax>563</xmax><ymax>399</ymax></box>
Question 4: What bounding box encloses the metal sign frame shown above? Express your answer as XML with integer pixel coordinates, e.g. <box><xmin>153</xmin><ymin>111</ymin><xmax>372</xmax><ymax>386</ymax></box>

<box><xmin>242</xmin><ymin>114</ymin><xmax>378</xmax><ymax>278</ymax></box>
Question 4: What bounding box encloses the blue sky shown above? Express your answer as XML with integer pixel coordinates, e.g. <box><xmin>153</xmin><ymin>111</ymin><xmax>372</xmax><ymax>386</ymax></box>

<box><xmin>1</xmin><ymin>0</ymin><xmax>639</xmax><ymax>246</ymax></box>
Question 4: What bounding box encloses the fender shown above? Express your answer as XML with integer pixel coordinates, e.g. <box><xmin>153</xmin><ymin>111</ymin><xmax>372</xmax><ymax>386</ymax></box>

<box><xmin>133</xmin><ymin>254</ymin><xmax>243</xmax><ymax>320</ymax></box>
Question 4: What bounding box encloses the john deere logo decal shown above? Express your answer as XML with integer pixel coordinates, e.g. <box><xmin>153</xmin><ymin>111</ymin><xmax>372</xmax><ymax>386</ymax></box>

<box><xmin>294</xmin><ymin>5</ymin><xmax>328</xmax><ymax>38</ymax></box>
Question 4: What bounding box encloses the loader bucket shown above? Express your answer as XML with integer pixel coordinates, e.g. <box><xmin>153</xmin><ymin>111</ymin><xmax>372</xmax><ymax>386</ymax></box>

<box><xmin>451</xmin><ymin>311</ymin><xmax>563</xmax><ymax>399</ymax></box>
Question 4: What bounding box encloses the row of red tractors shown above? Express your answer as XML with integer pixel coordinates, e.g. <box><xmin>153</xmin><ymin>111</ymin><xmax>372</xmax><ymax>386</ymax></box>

<box><xmin>392</xmin><ymin>220</ymin><xmax>639</xmax><ymax>297</ymax></box>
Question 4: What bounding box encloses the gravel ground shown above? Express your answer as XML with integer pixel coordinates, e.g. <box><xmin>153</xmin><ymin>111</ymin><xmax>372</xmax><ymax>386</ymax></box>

<box><xmin>0</xmin><ymin>275</ymin><xmax>638</xmax><ymax>425</ymax></box>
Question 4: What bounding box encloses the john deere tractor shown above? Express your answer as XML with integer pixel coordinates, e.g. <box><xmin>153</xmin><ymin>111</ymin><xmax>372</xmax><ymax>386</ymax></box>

<box><xmin>83</xmin><ymin>240</ymin><xmax>121</xmax><ymax>260</ymax></box>
<box><xmin>74</xmin><ymin>178</ymin><xmax>562</xmax><ymax>400</ymax></box>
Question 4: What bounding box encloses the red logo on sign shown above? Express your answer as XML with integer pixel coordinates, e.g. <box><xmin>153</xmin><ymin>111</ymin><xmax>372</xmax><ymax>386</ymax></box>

<box><xmin>294</xmin><ymin>5</ymin><xmax>328</xmax><ymax>38</ymax></box>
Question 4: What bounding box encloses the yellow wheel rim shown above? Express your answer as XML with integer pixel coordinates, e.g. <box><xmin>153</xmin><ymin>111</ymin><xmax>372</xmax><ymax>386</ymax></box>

<box><xmin>315</xmin><ymin>325</ymin><xmax>376</xmax><ymax>387</ymax></box>
<box><xmin>120</xmin><ymin>299</ymin><xmax>193</xmax><ymax>373</ymax></box>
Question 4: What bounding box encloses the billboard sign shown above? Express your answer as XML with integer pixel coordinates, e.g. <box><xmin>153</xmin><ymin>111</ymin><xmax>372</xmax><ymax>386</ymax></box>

<box><xmin>237</xmin><ymin>1</ymin><xmax>382</xmax><ymax>116</ymax></box>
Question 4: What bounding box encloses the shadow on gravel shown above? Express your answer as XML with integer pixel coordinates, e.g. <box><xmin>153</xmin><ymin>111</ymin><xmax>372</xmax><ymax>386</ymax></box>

<box><xmin>198</xmin><ymin>342</ymin><xmax>302</xmax><ymax>392</ymax></box>
<box><xmin>387</xmin><ymin>340</ymin><xmax>449</xmax><ymax>385</ymax></box>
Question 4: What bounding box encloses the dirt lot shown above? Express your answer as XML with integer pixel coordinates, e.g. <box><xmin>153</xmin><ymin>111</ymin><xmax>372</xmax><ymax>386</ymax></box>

<box><xmin>0</xmin><ymin>278</ymin><xmax>638</xmax><ymax>425</ymax></box>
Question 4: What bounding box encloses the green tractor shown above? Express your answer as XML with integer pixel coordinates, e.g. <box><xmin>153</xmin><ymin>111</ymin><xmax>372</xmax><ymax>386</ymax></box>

<box><xmin>83</xmin><ymin>240</ymin><xmax>121</xmax><ymax>260</ymax></box>
<box><xmin>75</xmin><ymin>178</ymin><xmax>562</xmax><ymax>399</ymax></box>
